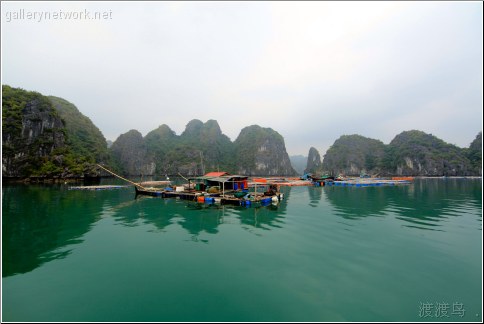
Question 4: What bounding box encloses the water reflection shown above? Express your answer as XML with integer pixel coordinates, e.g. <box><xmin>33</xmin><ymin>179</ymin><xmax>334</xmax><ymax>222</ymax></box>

<box><xmin>324</xmin><ymin>186</ymin><xmax>389</xmax><ymax>219</ymax></box>
<box><xmin>5</xmin><ymin>179</ymin><xmax>478</xmax><ymax>279</ymax></box>
<box><xmin>324</xmin><ymin>178</ymin><xmax>482</xmax><ymax>231</ymax></box>
<box><xmin>237</xmin><ymin>205</ymin><xmax>286</xmax><ymax>232</ymax></box>
<box><xmin>2</xmin><ymin>184</ymin><xmax>107</xmax><ymax>277</ymax></box>
<box><xmin>109</xmin><ymin>188</ymin><xmax>290</xmax><ymax>241</ymax></box>
<box><xmin>388</xmin><ymin>178</ymin><xmax>482</xmax><ymax>231</ymax></box>
<box><xmin>307</xmin><ymin>186</ymin><xmax>323</xmax><ymax>207</ymax></box>
<box><xmin>178</xmin><ymin>207</ymin><xmax>222</xmax><ymax>236</ymax></box>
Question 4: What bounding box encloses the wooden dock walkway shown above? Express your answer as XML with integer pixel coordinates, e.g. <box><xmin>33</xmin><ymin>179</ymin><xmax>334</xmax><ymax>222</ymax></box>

<box><xmin>68</xmin><ymin>185</ymin><xmax>129</xmax><ymax>190</ymax></box>
<box><xmin>139</xmin><ymin>180</ymin><xmax>171</xmax><ymax>186</ymax></box>
<box><xmin>323</xmin><ymin>179</ymin><xmax>412</xmax><ymax>187</ymax></box>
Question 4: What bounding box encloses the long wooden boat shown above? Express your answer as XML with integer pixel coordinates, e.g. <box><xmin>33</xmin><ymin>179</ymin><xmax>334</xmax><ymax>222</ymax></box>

<box><xmin>310</xmin><ymin>175</ymin><xmax>334</xmax><ymax>181</ymax></box>
<box><xmin>135</xmin><ymin>186</ymin><xmax>165</xmax><ymax>197</ymax></box>
<box><xmin>135</xmin><ymin>187</ymin><xmax>200</xmax><ymax>201</ymax></box>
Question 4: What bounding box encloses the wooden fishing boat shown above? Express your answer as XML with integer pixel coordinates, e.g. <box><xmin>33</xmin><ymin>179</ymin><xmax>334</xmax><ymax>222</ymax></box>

<box><xmin>135</xmin><ymin>186</ymin><xmax>165</xmax><ymax>197</ymax></box>
<box><xmin>310</xmin><ymin>174</ymin><xmax>334</xmax><ymax>181</ymax></box>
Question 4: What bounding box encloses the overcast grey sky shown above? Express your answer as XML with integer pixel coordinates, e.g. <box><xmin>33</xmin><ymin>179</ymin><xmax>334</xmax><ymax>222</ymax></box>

<box><xmin>2</xmin><ymin>1</ymin><xmax>482</xmax><ymax>156</ymax></box>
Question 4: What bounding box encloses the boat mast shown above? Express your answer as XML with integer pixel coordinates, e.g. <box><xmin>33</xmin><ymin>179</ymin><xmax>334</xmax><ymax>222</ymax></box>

<box><xmin>96</xmin><ymin>164</ymin><xmax>147</xmax><ymax>190</ymax></box>
<box><xmin>199</xmin><ymin>151</ymin><xmax>205</xmax><ymax>175</ymax></box>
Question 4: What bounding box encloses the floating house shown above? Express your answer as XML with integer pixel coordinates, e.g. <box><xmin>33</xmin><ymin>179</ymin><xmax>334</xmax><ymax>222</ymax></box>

<box><xmin>135</xmin><ymin>171</ymin><xmax>283</xmax><ymax>207</ymax></box>
<box><xmin>188</xmin><ymin>172</ymin><xmax>249</xmax><ymax>194</ymax></box>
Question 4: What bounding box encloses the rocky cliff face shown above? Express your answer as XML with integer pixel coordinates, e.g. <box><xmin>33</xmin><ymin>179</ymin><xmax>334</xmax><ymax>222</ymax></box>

<box><xmin>386</xmin><ymin>130</ymin><xmax>473</xmax><ymax>176</ymax></box>
<box><xmin>110</xmin><ymin>129</ymin><xmax>155</xmax><ymax>176</ymax></box>
<box><xmin>2</xmin><ymin>86</ymin><xmax>67</xmax><ymax>177</ymax></box>
<box><xmin>144</xmin><ymin>124</ymin><xmax>178</xmax><ymax>174</ymax></box>
<box><xmin>322</xmin><ymin>135</ymin><xmax>386</xmax><ymax>176</ymax></box>
<box><xmin>7</xmin><ymin>86</ymin><xmax>479</xmax><ymax>179</ymax></box>
<box><xmin>2</xmin><ymin>86</ymin><xmax>116</xmax><ymax>179</ymax></box>
<box><xmin>466</xmin><ymin>132</ymin><xmax>482</xmax><ymax>175</ymax></box>
<box><xmin>304</xmin><ymin>147</ymin><xmax>322</xmax><ymax>174</ymax></box>
<box><xmin>49</xmin><ymin>96</ymin><xmax>110</xmax><ymax>165</ymax></box>
<box><xmin>142</xmin><ymin>119</ymin><xmax>234</xmax><ymax>176</ymax></box>
<box><xmin>321</xmin><ymin>130</ymin><xmax>479</xmax><ymax>176</ymax></box>
<box><xmin>111</xmin><ymin>120</ymin><xmax>296</xmax><ymax>176</ymax></box>
<box><xmin>179</xmin><ymin>119</ymin><xmax>234</xmax><ymax>175</ymax></box>
<box><xmin>234</xmin><ymin>125</ymin><xmax>297</xmax><ymax>176</ymax></box>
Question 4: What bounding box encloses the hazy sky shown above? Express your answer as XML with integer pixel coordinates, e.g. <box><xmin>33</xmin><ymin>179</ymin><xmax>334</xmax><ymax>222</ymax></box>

<box><xmin>2</xmin><ymin>1</ymin><xmax>482</xmax><ymax>156</ymax></box>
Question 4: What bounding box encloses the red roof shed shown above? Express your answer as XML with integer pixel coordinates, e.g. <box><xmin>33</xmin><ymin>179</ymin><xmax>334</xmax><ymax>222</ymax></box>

<box><xmin>203</xmin><ymin>171</ymin><xmax>229</xmax><ymax>177</ymax></box>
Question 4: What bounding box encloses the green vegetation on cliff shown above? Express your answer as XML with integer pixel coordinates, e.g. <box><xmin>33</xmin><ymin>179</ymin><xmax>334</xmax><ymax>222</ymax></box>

<box><xmin>322</xmin><ymin>130</ymin><xmax>480</xmax><ymax>176</ymax></box>
<box><xmin>141</xmin><ymin>120</ymin><xmax>235</xmax><ymax>175</ymax></box>
<box><xmin>2</xmin><ymin>85</ymin><xmax>107</xmax><ymax>178</ymax></box>
<box><xmin>3</xmin><ymin>85</ymin><xmax>68</xmax><ymax>177</ymax></box>
<box><xmin>234</xmin><ymin>125</ymin><xmax>296</xmax><ymax>175</ymax></box>
<box><xmin>178</xmin><ymin>119</ymin><xmax>235</xmax><ymax>173</ymax></box>
<box><xmin>110</xmin><ymin>129</ymin><xmax>153</xmax><ymax>176</ymax></box>
<box><xmin>49</xmin><ymin>96</ymin><xmax>110</xmax><ymax>165</ymax></box>
<box><xmin>2</xmin><ymin>85</ymin><xmax>57</xmax><ymax>139</ymax></box>
<box><xmin>111</xmin><ymin>121</ymin><xmax>296</xmax><ymax>176</ymax></box>
<box><xmin>234</xmin><ymin>125</ymin><xmax>276</xmax><ymax>171</ymax></box>
<box><xmin>466</xmin><ymin>132</ymin><xmax>482</xmax><ymax>174</ymax></box>
<box><xmin>144</xmin><ymin>124</ymin><xmax>178</xmax><ymax>174</ymax></box>
<box><xmin>305</xmin><ymin>147</ymin><xmax>323</xmax><ymax>175</ymax></box>
<box><xmin>383</xmin><ymin>130</ymin><xmax>471</xmax><ymax>176</ymax></box>
<box><xmin>4</xmin><ymin>86</ymin><xmax>479</xmax><ymax>178</ymax></box>
<box><xmin>322</xmin><ymin>135</ymin><xmax>386</xmax><ymax>176</ymax></box>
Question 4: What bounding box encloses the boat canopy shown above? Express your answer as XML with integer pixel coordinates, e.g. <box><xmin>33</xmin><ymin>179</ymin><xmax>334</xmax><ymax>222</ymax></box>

<box><xmin>188</xmin><ymin>173</ymin><xmax>249</xmax><ymax>191</ymax></box>
<box><xmin>207</xmin><ymin>176</ymin><xmax>234</xmax><ymax>183</ymax></box>
<box><xmin>203</xmin><ymin>171</ymin><xmax>229</xmax><ymax>177</ymax></box>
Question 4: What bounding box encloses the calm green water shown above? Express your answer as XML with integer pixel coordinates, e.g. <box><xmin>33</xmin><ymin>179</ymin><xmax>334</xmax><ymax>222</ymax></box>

<box><xmin>2</xmin><ymin>178</ymin><xmax>482</xmax><ymax>322</ymax></box>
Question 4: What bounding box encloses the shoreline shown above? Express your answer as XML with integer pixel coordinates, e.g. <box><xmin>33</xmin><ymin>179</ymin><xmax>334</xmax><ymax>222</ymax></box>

<box><xmin>2</xmin><ymin>175</ymin><xmax>482</xmax><ymax>184</ymax></box>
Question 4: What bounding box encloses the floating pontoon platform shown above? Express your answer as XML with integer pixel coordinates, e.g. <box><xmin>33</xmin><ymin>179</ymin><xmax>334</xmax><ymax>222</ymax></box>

<box><xmin>68</xmin><ymin>185</ymin><xmax>129</xmax><ymax>190</ymax></box>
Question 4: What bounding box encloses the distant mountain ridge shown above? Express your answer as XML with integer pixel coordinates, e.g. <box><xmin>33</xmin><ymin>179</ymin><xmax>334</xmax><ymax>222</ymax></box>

<box><xmin>110</xmin><ymin>120</ymin><xmax>297</xmax><ymax>176</ymax></box>
<box><xmin>319</xmin><ymin>131</ymin><xmax>482</xmax><ymax>176</ymax></box>
<box><xmin>289</xmin><ymin>155</ymin><xmax>307</xmax><ymax>175</ymax></box>
<box><xmin>2</xmin><ymin>85</ymin><xmax>481</xmax><ymax>179</ymax></box>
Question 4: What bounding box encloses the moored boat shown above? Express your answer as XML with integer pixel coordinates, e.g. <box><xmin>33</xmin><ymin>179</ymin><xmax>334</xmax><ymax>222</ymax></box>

<box><xmin>134</xmin><ymin>171</ymin><xmax>284</xmax><ymax>207</ymax></box>
<box><xmin>135</xmin><ymin>186</ymin><xmax>165</xmax><ymax>197</ymax></box>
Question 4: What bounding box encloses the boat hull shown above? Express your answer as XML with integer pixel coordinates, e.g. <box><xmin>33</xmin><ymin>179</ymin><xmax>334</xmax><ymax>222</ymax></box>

<box><xmin>135</xmin><ymin>187</ymin><xmax>165</xmax><ymax>197</ymax></box>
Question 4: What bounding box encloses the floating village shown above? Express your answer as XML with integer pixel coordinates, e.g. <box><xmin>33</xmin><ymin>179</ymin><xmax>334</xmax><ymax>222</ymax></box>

<box><xmin>68</xmin><ymin>164</ymin><xmax>414</xmax><ymax>208</ymax></box>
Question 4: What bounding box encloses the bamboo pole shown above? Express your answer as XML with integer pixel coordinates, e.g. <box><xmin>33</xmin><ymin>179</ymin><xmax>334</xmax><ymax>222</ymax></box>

<box><xmin>178</xmin><ymin>173</ymin><xmax>191</xmax><ymax>190</ymax></box>
<box><xmin>96</xmin><ymin>164</ymin><xmax>147</xmax><ymax>190</ymax></box>
<box><xmin>178</xmin><ymin>173</ymin><xmax>189</xmax><ymax>181</ymax></box>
